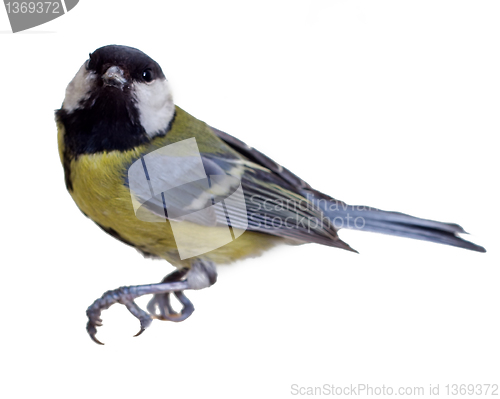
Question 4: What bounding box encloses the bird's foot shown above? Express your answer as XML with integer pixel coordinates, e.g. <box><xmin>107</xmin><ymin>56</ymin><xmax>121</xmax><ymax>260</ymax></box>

<box><xmin>147</xmin><ymin>269</ymin><xmax>195</xmax><ymax>322</ymax></box>
<box><xmin>86</xmin><ymin>260</ymin><xmax>216</xmax><ymax>344</ymax></box>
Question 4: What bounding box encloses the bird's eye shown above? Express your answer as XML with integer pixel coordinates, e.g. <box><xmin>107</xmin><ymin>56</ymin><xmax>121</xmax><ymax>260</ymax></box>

<box><xmin>142</xmin><ymin>69</ymin><xmax>154</xmax><ymax>83</ymax></box>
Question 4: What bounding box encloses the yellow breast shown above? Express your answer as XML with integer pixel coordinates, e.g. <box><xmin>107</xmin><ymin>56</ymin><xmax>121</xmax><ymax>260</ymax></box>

<box><xmin>57</xmin><ymin>123</ymin><xmax>283</xmax><ymax>268</ymax></box>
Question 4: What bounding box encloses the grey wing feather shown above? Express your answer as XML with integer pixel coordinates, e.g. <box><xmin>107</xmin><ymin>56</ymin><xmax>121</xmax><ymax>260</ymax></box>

<box><xmin>127</xmin><ymin>127</ymin><xmax>352</xmax><ymax>250</ymax></box>
<box><xmin>208</xmin><ymin>127</ymin><xmax>354</xmax><ymax>250</ymax></box>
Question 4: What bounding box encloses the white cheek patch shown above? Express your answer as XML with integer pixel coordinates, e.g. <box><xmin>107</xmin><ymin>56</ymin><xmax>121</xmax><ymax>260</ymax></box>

<box><xmin>62</xmin><ymin>62</ymin><xmax>97</xmax><ymax>112</ymax></box>
<box><xmin>133</xmin><ymin>79</ymin><xmax>175</xmax><ymax>138</ymax></box>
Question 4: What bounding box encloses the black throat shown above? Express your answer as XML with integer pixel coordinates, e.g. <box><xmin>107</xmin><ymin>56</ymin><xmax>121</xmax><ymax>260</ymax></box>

<box><xmin>56</xmin><ymin>88</ymin><xmax>150</xmax><ymax>157</ymax></box>
<box><xmin>56</xmin><ymin>89</ymin><xmax>174</xmax><ymax>192</ymax></box>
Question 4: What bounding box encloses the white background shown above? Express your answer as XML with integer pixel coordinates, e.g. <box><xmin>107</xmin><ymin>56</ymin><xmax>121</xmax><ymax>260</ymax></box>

<box><xmin>1</xmin><ymin>1</ymin><xmax>498</xmax><ymax>398</ymax></box>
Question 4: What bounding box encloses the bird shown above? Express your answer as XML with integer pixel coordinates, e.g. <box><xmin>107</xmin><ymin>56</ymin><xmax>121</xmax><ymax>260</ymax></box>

<box><xmin>56</xmin><ymin>45</ymin><xmax>485</xmax><ymax>344</ymax></box>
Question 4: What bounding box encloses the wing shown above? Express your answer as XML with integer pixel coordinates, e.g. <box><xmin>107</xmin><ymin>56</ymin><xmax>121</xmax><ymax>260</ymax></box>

<box><xmin>127</xmin><ymin>128</ymin><xmax>354</xmax><ymax>251</ymax></box>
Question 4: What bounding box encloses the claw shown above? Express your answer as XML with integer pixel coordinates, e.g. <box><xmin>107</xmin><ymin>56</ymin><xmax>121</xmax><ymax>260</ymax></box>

<box><xmin>86</xmin><ymin>307</ymin><xmax>105</xmax><ymax>344</ymax></box>
<box><xmin>134</xmin><ymin>328</ymin><xmax>146</xmax><ymax>338</ymax></box>
<box><xmin>86</xmin><ymin>319</ymin><xmax>104</xmax><ymax>345</ymax></box>
<box><xmin>125</xmin><ymin>300</ymin><xmax>153</xmax><ymax>337</ymax></box>
<box><xmin>90</xmin><ymin>332</ymin><xmax>105</xmax><ymax>345</ymax></box>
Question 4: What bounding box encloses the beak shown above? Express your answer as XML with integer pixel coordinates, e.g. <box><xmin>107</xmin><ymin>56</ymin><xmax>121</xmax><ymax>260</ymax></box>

<box><xmin>102</xmin><ymin>66</ymin><xmax>127</xmax><ymax>89</ymax></box>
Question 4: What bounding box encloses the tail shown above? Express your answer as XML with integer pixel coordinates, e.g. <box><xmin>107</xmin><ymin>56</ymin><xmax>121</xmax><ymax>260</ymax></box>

<box><xmin>310</xmin><ymin>197</ymin><xmax>486</xmax><ymax>253</ymax></box>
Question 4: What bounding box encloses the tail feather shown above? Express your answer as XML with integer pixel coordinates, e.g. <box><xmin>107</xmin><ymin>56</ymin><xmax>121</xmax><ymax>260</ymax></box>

<box><xmin>314</xmin><ymin>200</ymin><xmax>486</xmax><ymax>253</ymax></box>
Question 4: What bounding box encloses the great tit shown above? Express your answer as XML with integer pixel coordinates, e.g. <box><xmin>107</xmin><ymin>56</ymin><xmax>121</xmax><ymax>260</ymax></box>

<box><xmin>56</xmin><ymin>45</ymin><xmax>485</xmax><ymax>344</ymax></box>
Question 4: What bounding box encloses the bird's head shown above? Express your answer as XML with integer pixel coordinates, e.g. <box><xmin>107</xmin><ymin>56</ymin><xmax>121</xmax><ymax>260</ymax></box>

<box><xmin>58</xmin><ymin>45</ymin><xmax>175</xmax><ymax>154</ymax></box>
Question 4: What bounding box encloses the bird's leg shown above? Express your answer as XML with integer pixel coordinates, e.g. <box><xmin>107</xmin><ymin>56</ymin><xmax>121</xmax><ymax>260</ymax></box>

<box><xmin>86</xmin><ymin>259</ymin><xmax>217</xmax><ymax>344</ymax></box>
